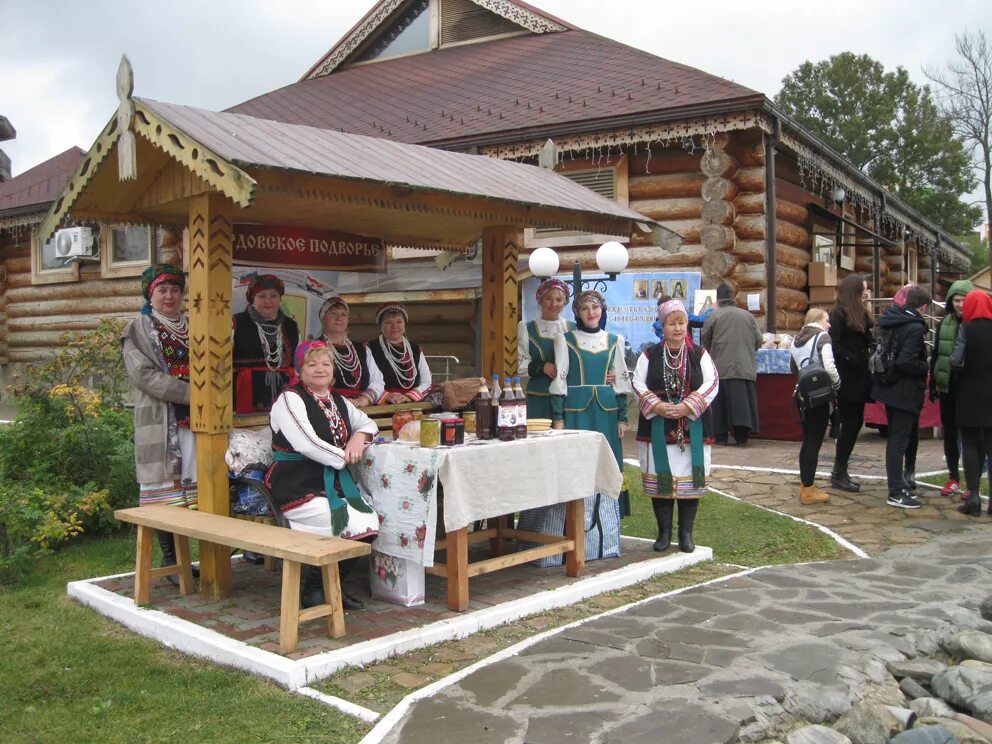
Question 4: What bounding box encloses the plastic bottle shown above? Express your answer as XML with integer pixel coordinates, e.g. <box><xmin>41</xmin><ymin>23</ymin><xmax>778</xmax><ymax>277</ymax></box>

<box><xmin>475</xmin><ymin>377</ymin><xmax>493</xmax><ymax>440</ymax></box>
<box><xmin>513</xmin><ymin>376</ymin><xmax>527</xmax><ymax>439</ymax></box>
<box><xmin>498</xmin><ymin>376</ymin><xmax>516</xmax><ymax>441</ymax></box>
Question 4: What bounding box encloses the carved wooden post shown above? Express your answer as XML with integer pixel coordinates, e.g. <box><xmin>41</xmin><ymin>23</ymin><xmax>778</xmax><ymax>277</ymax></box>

<box><xmin>480</xmin><ymin>226</ymin><xmax>522</xmax><ymax>379</ymax></box>
<box><xmin>187</xmin><ymin>192</ymin><xmax>234</xmax><ymax>598</ymax></box>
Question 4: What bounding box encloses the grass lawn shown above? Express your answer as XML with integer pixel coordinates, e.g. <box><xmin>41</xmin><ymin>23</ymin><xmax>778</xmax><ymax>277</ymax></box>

<box><xmin>2</xmin><ymin>465</ymin><xmax>846</xmax><ymax>743</ymax></box>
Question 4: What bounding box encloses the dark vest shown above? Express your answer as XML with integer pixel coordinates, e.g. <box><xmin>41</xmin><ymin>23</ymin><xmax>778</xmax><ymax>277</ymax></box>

<box><xmin>635</xmin><ymin>342</ymin><xmax>712</xmax><ymax>442</ymax></box>
<box><xmin>232</xmin><ymin>311</ymin><xmax>300</xmax><ymax>411</ymax></box>
<box><xmin>266</xmin><ymin>384</ymin><xmax>354</xmax><ymax>510</ymax></box>
<box><xmin>368</xmin><ymin>338</ymin><xmax>423</xmax><ymax>391</ymax></box>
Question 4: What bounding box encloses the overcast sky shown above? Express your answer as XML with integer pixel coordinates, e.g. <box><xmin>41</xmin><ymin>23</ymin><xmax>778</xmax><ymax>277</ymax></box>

<box><xmin>2</xmin><ymin>0</ymin><xmax>990</xmax><ymax>199</ymax></box>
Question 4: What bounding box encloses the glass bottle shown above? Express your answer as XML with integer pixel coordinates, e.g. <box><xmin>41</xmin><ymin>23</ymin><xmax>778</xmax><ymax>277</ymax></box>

<box><xmin>498</xmin><ymin>376</ymin><xmax>516</xmax><ymax>441</ymax></box>
<box><xmin>475</xmin><ymin>377</ymin><xmax>493</xmax><ymax>440</ymax></box>
<box><xmin>513</xmin><ymin>376</ymin><xmax>527</xmax><ymax>439</ymax></box>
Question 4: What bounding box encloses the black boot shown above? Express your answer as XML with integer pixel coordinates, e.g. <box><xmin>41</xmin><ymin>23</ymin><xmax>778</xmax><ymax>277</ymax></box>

<box><xmin>155</xmin><ymin>530</ymin><xmax>199</xmax><ymax>586</ymax></box>
<box><xmin>830</xmin><ymin>466</ymin><xmax>861</xmax><ymax>493</ymax></box>
<box><xmin>958</xmin><ymin>491</ymin><xmax>982</xmax><ymax>518</ymax></box>
<box><xmin>651</xmin><ymin>499</ymin><xmax>674</xmax><ymax>552</ymax></box>
<box><xmin>677</xmin><ymin>499</ymin><xmax>699</xmax><ymax>553</ymax></box>
<box><xmin>300</xmin><ymin>565</ymin><xmax>325</xmax><ymax>609</ymax></box>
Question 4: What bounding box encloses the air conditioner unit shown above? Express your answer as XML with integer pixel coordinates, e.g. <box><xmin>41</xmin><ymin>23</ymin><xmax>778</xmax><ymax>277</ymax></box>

<box><xmin>55</xmin><ymin>227</ymin><xmax>95</xmax><ymax>258</ymax></box>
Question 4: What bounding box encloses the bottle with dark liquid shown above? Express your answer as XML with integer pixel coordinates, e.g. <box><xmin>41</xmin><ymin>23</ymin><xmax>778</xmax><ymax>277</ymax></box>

<box><xmin>513</xmin><ymin>376</ymin><xmax>527</xmax><ymax>439</ymax></box>
<box><xmin>474</xmin><ymin>377</ymin><xmax>493</xmax><ymax>440</ymax></box>
<box><xmin>498</xmin><ymin>376</ymin><xmax>516</xmax><ymax>441</ymax></box>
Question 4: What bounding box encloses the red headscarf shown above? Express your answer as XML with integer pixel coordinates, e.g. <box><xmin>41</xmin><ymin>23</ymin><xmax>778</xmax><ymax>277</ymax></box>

<box><xmin>962</xmin><ymin>289</ymin><xmax>992</xmax><ymax>322</ymax></box>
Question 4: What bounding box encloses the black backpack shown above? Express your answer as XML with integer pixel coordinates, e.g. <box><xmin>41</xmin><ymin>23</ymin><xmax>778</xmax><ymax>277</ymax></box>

<box><xmin>794</xmin><ymin>333</ymin><xmax>836</xmax><ymax>412</ymax></box>
<box><xmin>868</xmin><ymin>327</ymin><xmax>897</xmax><ymax>384</ymax></box>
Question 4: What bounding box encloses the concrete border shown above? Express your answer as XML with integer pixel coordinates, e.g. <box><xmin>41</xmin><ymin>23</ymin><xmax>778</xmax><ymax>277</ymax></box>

<box><xmin>66</xmin><ymin>545</ymin><xmax>711</xmax><ymax>693</ymax></box>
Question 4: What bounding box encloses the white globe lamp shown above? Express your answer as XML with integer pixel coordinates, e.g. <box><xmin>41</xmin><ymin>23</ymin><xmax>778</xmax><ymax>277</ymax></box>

<box><xmin>596</xmin><ymin>241</ymin><xmax>629</xmax><ymax>278</ymax></box>
<box><xmin>528</xmin><ymin>247</ymin><xmax>560</xmax><ymax>278</ymax></box>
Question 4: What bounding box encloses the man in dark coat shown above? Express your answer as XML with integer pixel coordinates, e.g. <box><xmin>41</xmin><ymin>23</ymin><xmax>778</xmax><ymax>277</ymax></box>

<box><xmin>870</xmin><ymin>286</ymin><xmax>932</xmax><ymax>508</ymax></box>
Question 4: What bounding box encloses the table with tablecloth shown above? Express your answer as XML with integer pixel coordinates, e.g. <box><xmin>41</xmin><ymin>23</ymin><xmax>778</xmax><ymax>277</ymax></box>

<box><xmin>353</xmin><ymin>430</ymin><xmax>623</xmax><ymax>610</ymax></box>
<box><xmin>751</xmin><ymin>348</ymin><xmax>803</xmax><ymax>441</ymax></box>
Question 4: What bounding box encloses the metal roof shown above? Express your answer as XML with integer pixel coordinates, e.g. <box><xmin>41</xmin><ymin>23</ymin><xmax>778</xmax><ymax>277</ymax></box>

<box><xmin>139</xmin><ymin>98</ymin><xmax>653</xmax><ymax>227</ymax></box>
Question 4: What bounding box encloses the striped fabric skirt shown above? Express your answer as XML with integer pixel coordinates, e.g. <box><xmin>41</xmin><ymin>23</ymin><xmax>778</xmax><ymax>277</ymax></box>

<box><xmin>138</xmin><ymin>427</ymin><xmax>198</xmax><ymax>509</ymax></box>
<box><xmin>638</xmin><ymin>441</ymin><xmax>712</xmax><ymax>498</ymax></box>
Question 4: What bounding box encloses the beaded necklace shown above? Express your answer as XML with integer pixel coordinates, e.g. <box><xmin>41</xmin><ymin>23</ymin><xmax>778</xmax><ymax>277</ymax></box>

<box><xmin>305</xmin><ymin>385</ymin><xmax>349</xmax><ymax>448</ymax></box>
<box><xmin>325</xmin><ymin>336</ymin><xmax>362</xmax><ymax>387</ymax></box>
<box><xmin>378</xmin><ymin>335</ymin><xmax>417</xmax><ymax>388</ymax></box>
<box><xmin>662</xmin><ymin>342</ymin><xmax>690</xmax><ymax>450</ymax></box>
<box><xmin>151</xmin><ymin>310</ymin><xmax>188</xmax><ymax>343</ymax></box>
<box><xmin>248</xmin><ymin>306</ymin><xmax>284</xmax><ymax>372</ymax></box>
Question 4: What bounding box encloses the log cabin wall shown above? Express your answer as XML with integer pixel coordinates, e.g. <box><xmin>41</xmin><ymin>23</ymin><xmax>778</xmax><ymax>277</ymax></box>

<box><xmin>0</xmin><ymin>231</ymin><xmax>144</xmax><ymax>396</ymax></box>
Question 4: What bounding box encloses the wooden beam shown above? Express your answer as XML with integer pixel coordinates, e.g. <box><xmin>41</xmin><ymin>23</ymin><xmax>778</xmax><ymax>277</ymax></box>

<box><xmin>188</xmin><ymin>192</ymin><xmax>234</xmax><ymax>598</ymax></box>
<box><xmin>480</xmin><ymin>226</ymin><xmax>522</xmax><ymax>378</ymax></box>
<box><xmin>338</xmin><ymin>288</ymin><xmax>482</xmax><ymax>304</ymax></box>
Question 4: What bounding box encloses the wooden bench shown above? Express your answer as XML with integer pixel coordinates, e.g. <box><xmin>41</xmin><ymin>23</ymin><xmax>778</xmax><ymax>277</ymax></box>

<box><xmin>114</xmin><ymin>505</ymin><xmax>371</xmax><ymax>654</ymax></box>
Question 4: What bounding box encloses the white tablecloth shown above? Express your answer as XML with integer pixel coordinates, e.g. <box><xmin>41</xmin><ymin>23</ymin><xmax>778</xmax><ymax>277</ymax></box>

<box><xmin>354</xmin><ymin>430</ymin><xmax>622</xmax><ymax>566</ymax></box>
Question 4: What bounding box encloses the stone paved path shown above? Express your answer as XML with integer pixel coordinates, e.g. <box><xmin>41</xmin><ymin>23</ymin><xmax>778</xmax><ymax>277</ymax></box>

<box><xmin>374</xmin><ymin>526</ymin><xmax>992</xmax><ymax>744</ymax></box>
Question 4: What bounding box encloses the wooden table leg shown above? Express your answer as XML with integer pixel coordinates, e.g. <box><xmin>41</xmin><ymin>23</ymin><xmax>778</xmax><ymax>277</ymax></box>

<box><xmin>446</xmin><ymin>526</ymin><xmax>469</xmax><ymax>611</ymax></box>
<box><xmin>135</xmin><ymin>525</ymin><xmax>153</xmax><ymax>605</ymax></box>
<box><xmin>173</xmin><ymin>535</ymin><xmax>196</xmax><ymax>595</ymax></box>
<box><xmin>280</xmin><ymin>560</ymin><xmax>302</xmax><ymax>655</ymax></box>
<box><xmin>564</xmin><ymin>498</ymin><xmax>585</xmax><ymax>578</ymax></box>
<box><xmin>489</xmin><ymin>514</ymin><xmax>511</xmax><ymax>556</ymax></box>
<box><xmin>321</xmin><ymin>564</ymin><xmax>345</xmax><ymax>638</ymax></box>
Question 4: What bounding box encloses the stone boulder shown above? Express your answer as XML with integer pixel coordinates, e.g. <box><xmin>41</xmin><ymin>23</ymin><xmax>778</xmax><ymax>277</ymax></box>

<box><xmin>942</xmin><ymin>631</ymin><xmax>992</xmax><ymax>664</ymax></box>
<box><xmin>978</xmin><ymin>595</ymin><xmax>992</xmax><ymax>623</ymax></box>
<box><xmin>888</xmin><ymin>724</ymin><xmax>962</xmax><ymax>744</ymax></box>
<box><xmin>785</xmin><ymin>724</ymin><xmax>852</xmax><ymax>744</ymax></box>
<box><xmin>832</xmin><ymin>703</ymin><xmax>903</xmax><ymax>744</ymax></box>
<box><xmin>930</xmin><ymin>666</ymin><xmax>992</xmax><ymax>724</ymax></box>
<box><xmin>908</xmin><ymin>697</ymin><xmax>957</xmax><ymax>719</ymax></box>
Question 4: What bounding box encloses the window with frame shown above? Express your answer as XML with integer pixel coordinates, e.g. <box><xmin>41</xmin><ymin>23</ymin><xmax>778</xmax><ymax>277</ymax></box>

<box><xmin>30</xmin><ymin>228</ymin><xmax>80</xmax><ymax>285</ymax></box>
<box><xmin>100</xmin><ymin>224</ymin><xmax>153</xmax><ymax>278</ymax></box>
<box><xmin>907</xmin><ymin>246</ymin><xmax>918</xmax><ymax>284</ymax></box>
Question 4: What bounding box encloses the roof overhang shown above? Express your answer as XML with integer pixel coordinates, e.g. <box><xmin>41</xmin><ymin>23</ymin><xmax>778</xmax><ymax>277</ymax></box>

<box><xmin>40</xmin><ymin>97</ymin><xmax>668</xmax><ymax>251</ymax></box>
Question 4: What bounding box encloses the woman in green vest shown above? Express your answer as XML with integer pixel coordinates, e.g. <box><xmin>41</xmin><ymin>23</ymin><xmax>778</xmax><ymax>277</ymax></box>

<box><xmin>929</xmin><ymin>279</ymin><xmax>974</xmax><ymax>498</ymax></box>
<box><xmin>517</xmin><ymin>278</ymin><xmax>574</xmax><ymax>419</ymax></box>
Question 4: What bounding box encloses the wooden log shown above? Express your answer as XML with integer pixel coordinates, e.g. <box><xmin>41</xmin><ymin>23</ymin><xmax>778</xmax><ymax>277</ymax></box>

<box><xmin>626</xmin><ymin>152</ymin><xmax>702</xmax><ymax>176</ymax></box>
<box><xmin>701</xmin><ymin>177</ymin><xmax>738</xmax><ymax>203</ymax></box>
<box><xmin>699</xmin><ymin>148</ymin><xmax>739</xmax><ymax>179</ymax></box>
<box><xmin>7</xmin><ymin>278</ymin><xmax>143</xmax><ymax>303</ymax></box>
<box><xmin>7</xmin><ymin>348</ymin><xmax>52</xmax><ymax>363</ymax></box>
<box><xmin>701</xmin><ymin>251</ymin><xmax>738</xmax><ymax>279</ymax></box>
<box><xmin>882</xmin><ymin>243</ymin><xmax>902</xmax><ymax>256</ymax></box>
<box><xmin>656</xmin><ymin>219</ymin><xmax>702</xmax><ymax>243</ymax></box>
<box><xmin>726</xmin><ymin>138</ymin><xmax>765</xmax><ymax>167</ymax></box>
<box><xmin>7</xmin><ymin>296</ymin><xmax>144</xmax><ymax>317</ymax></box>
<box><xmin>733</xmin><ymin>194</ymin><xmax>809</xmax><ymax>227</ymax></box>
<box><xmin>628</xmin><ymin>172</ymin><xmax>706</xmax><ymax>200</ymax></box>
<box><xmin>736</xmin><ymin>287</ymin><xmax>808</xmax><ymax>314</ymax></box>
<box><xmin>730</xmin><ymin>240</ymin><xmax>811</xmax><ymax>269</ymax></box>
<box><xmin>736</xmin><ymin>167</ymin><xmax>766</xmax><ymax>193</ymax></box>
<box><xmin>349</xmin><ymin>324</ymin><xmax>475</xmax><ymax>345</ymax></box>
<box><xmin>700</xmin><ymin>224</ymin><xmax>736</xmax><ymax>252</ymax></box>
<box><xmin>629</xmin><ymin>197</ymin><xmax>704</xmax><ymax>221</ymax></box>
<box><xmin>775</xmin><ymin>309</ymin><xmax>807</xmax><ymax>331</ymax></box>
<box><xmin>8</xmin><ymin>313</ymin><xmax>134</xmax><ymax>333</ymax></box>
<box><xmin>881</xmin><ymin>254</ymin><xmax>904</xmax><ymax>268</ymax></box>
<box><xmin>854</xmin><ymin>259</ymin><xmax>874</xmax><ymax>274</ymax></box>
<box><xmin>734</xmin><ymin>216</ymin><xmax>810</xmax><ymax>250</ymax></box>
<box><xmin>1</xmin><ymin>245</ymin><xmax>30</xmax><ymax>260</ymax></box>
<box><xmin>886</xmin><ymin>270</ymin><xmax>908</xmax><ymax>286</ymax></box>
<box><xmin>4</xmin><ymin>256</ymin><xmax>30</xmax><ymax>273</ymax></box>
<box><xmin>8</xmin><ymin>330</ymin><xmax>80</xmax><ymax>347</ymax></box>
<box><xmin>348</xmin><ymin>302</ymin><xmax>476</xmax><ymax>326</ymax></box>
<box><xmin>555</xmin><ymin>246</ymin><xmax>707</xmax><ymax>270</ymax></box>
<box><xmin>700</xmin><ymin>200</ymin><xmax>735</xmax><ymax>226</ymax></box>
<box><xmin>732</xmin><ymin>263</ymin><xmax>806</xmax><ymax>291</ymax></box>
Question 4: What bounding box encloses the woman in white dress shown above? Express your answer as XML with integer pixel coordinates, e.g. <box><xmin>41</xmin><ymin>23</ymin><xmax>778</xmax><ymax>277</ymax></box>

<box><xmin>632</xmin><ymin>299</ymin><xmax>719</xmax><ymax>553</ymax></box>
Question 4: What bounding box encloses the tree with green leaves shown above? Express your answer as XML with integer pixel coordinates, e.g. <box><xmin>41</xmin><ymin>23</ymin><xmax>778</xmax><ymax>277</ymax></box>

<box><xmin>775</xmin><ymin>52</ymin><xmax>981</xmax><ymax>235</ymax></box>
<box><xmin>925</xmin><ymin>31</ymin><xmax>992</xmax><ymax>270</ymax></box>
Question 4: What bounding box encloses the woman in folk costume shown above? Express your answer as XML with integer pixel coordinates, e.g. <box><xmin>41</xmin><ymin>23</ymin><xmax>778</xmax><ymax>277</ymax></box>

<box><xmin>121</xmin><ymin>264</ymin><xmax>198</xmax><ymax>584</ymax></box>
<box><xmin>517</xmin><ymin>278</ymin><xmax>574</xmax><ymax>419</ymax></box>
<box><xmin>266</xmin><ymin>341</ymin><xmax>379</xmax><ymax>610</ymax></box>
<box><xmin>632</xmin><ymin>298</ymin><xmax>719</xmax><ymax>553</ymax></box>
<box><xmin>232</xmin><ymin>274</ymin><xmax>300</xmax><ymax>413</ymax></box>
<box><xmin>366</xmin><ymin>303</ymin><xmax>432</xmax><ymax>403</ymax></box>
<box><xmin>317</xmin><ymin>296</ymin><xmax>384</xmax><ymax>408</ymax></box>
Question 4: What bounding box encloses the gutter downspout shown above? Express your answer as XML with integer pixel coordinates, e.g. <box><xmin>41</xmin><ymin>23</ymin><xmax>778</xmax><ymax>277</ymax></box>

<box><xmin>932</xmin><ymin>233</ymin><xmax>940</xmax><ymax>300</ymax></box>
<box><xmin>874</xmin><ymin>193</ymin><xmax>885</xmax><ymax>298</ymax></box>
<box><xmin>765</xmin><ymin>117</ymin><xmax>780</xmax><ymax>332</ymax></box>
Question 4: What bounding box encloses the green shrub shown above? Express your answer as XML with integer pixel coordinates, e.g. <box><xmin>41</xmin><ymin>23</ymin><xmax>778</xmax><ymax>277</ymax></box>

<box><xmin>0</xmin><ymin>319</ymin><xmax>136</xmax><ymax>583</ymax></box>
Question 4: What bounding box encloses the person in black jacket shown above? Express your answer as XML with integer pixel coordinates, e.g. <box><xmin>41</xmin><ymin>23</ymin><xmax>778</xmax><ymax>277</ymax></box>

<box><xmin>870</xmin><ymin>286</ymin><xmax>932</xmax><ymax>509</ymax></box>
<box><xmin>828</xmin><ymin>274</ymin><xmax>874</xmax><ymax>492</ymax></box>
<box><xmin>953</xmin><ymin>290</ymin><xmax>992</xmax><ymax>517</ymax></box>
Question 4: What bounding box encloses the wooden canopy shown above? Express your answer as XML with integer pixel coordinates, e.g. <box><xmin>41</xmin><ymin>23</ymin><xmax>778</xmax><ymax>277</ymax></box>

<box><xmin>40</xmin><ymin>63</ymin><xmax>665</xmax><ymax>597</ymax></box>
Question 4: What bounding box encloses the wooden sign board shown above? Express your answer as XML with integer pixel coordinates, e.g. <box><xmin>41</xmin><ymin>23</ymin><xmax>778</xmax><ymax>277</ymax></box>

<box><xmin>233</xmin><ymin>224</ymin><xmax>386</xmax><ymax>273</ymax></box>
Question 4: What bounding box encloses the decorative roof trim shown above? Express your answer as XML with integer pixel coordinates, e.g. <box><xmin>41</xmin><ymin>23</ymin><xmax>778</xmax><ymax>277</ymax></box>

<box><xmin>0</xmin><ymin>214</ymin><xmax>41</xmax><ymax>233</ymax></box>
<box><xmin>38</xmin><ymin>114</ymin><xmax>123</xmax><ymax>245</ymax></box>
<box><xmin>304</xmin><ymin>0</ymin><xmax>566</xmax><ymax>79</ymax></box>
<box><xmin>481</xmin><ymin>111</ymin><xmax>767</xmax><ymax>161</ymax></box>
<box><xmin>131</xmin><ymin>99</ymin><xmax>256</xmax><ymax>208</ymax></box>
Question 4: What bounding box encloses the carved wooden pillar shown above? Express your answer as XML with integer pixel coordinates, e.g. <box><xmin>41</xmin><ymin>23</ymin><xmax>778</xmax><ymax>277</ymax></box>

<box><xmin>187</xmin><ymin>192</ymin><xmax>234</xmax><ymax>598</ymax></box>
<box><xmin>480</xmin><ymin>226</ymin><xmax>522</xmax><ymax>379</ymax></box>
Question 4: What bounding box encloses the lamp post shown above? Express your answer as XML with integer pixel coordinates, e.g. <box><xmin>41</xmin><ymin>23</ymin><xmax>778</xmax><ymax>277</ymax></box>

<box><xmin>528</xmin><ymin>241</ymin><xmax>630</xmax><ymax>301</ymax></box>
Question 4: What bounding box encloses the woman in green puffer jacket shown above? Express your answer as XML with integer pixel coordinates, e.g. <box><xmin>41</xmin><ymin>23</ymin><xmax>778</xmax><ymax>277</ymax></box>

<box><xmin>928</xmin><ymin>279</ymin><xmax>974</xmax><ymax>497</ymax></box>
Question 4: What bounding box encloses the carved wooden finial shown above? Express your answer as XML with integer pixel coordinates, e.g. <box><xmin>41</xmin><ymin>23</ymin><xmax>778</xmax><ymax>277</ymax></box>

<box><xmin>117</xmin><ymin>54</ymin><xmax>136</xmax><ymax>181</ymax></box>
<box><xmin>538</xmin><ymin>138</ymin><xmax>557</xmax><ymax>170</ymax></box>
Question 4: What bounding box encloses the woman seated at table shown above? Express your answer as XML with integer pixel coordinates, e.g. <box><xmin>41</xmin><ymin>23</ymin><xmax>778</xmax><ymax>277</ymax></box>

<box><xmin>519</xmin><ymin>290</ymin><xmax>630</xmax><ymax>564</ymax></box>
<box><xmin>517</xmin><ymin>278</ymin><xmax>574</xmax><ymax>419</ymax></box>
<box><xmin>632</xmin><ymin>298</ymin><xmax>719</xmax><ymax>553</ymax></box>
<box><xmin>317</xmin><ymin>296</ymin><xmax>384</xmax><ymax>408</ymax></box>
<box><xmin>265</xmin><ymin>341</ymin><xmax>379</xmax><ymax>610</ymax></box>
<box><xmin>366</xmin><ymin>303</ymin><xmax>432</xmax><ymax>404</ymax></box>
<box><xmin>232</xmin><ymin>274</ymin><xmax>300</xmax><ymax>413</ymax></box>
